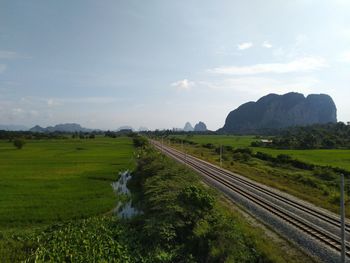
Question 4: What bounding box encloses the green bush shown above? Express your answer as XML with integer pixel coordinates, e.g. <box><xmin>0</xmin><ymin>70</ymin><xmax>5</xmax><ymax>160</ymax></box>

<box><xmin>313</xmin><ymin>168</ymin><xmax>337</xmax><ymax>181</ymax></box>
<box><xmin>276</xmin><ymin>154</ymin><xmax>292</xmax><ymax>163</ymax></box>
<box><xmin>13</xmin><ymin>139</ymin><xmax>25</xmax><ymax>149</ymax></box>
<box><xmin>24</xmin><ymin>217</ymin><xmax>135</xmax><ymax>263</ymax></box>
<box><xmin>233</xmin><ymin>152</ymin><xmax>251</xmax><ymax>162</ymax></box>
<box><xmin>132</xmin><ymin>136</ymin><xmax>148</xmax><ymax>148</ymax></box>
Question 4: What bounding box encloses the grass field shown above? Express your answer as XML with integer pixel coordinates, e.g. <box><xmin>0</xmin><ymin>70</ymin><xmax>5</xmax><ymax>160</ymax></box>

<box><xmin>0</xmin><ymin>136</ymin><xmax>134</xmax><ymax>231</ymax></box>
<box><xmin>172</xmin><ymin>135</ymin><xmax>350</xmax><ymax>171</ymax></box>
<box><xmin>172</xmin><ymin>134</ymin><xmax>255</xmax><ymax>148</ymax></box>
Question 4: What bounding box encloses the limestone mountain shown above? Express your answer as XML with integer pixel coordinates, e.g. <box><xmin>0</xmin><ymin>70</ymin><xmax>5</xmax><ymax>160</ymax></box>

<box><xmin>183</xmin><ymin>122</ymin><xmax>194</xmax><ymax>132</ymax></box>
<box><xmin>219</xmin><ymin>92</ymin><xmax>337</xmax><ymax>134</ymax></box>
<box><xmin>194</xmin><ymin>121</ymin><xmax>208</xmax><ymax>132</ymax></box>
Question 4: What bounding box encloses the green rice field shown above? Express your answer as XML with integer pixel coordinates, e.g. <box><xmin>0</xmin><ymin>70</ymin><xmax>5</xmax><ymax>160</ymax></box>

<box><xmin>0</xmin><ymin>136</ymin><xmax>134</xmax><ymax>231</ymax></box>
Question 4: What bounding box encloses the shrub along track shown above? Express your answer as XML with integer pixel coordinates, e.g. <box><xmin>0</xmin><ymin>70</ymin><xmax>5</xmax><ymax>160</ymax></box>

<box><xmin>151</xmin><ymin>140</ymin><xmax>350</xmax><ymax>263</ymax></box>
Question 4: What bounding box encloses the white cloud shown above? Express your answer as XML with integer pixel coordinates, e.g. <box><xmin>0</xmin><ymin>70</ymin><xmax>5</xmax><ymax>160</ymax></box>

<box><xmin>208</xmin><ymin>56</ymin><xmax>327</xmax><ymax>75</ymax></box>
<box><xmin>262</xmin><ymin>41</ymin><xmax>272</xmax><ymax>48</ymax></box>
<box><xmin>338</xmin><ymin>51</ymin><xmax>350</xmax><ymax>62</ymax></box>
<box><xmin>0</xmin><ymin>64</ymin><xmax>6</xmax><ymax>73</ymax></box>
<box><xmin>171</xmin><ymin>79</ymin><xmax>195</xmax><ymax>90</ymax></box>
<box><xmin>237</xmin><ymin>42</ymin><xmax>253</xmax><ymax>50</ymax></box>
<box><xmin>0</xmin><ymin>50</ymin><xmax>30</xmax><ymax>59</ymax></box>
<box><xmin>47</xmin><ymin>99</ymin><xmax>61</xmax><ymax>107</ymax></box>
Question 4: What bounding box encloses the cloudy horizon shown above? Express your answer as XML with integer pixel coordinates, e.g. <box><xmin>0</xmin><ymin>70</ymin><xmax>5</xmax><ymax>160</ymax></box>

<box><xmin>1</xmin><ymin>1</ymin><xmax>350</xmax><ymax>130</ymax></box>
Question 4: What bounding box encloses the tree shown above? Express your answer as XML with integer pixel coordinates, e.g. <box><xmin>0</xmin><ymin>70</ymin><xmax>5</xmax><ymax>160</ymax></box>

<box><xmin>13</xmin><ymin>139</ymin><xmax>25</xmax><ymax>149</ymax></box>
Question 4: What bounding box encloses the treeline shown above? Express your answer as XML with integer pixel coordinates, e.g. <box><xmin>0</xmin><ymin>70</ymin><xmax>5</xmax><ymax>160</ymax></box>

<box><xmin>0</xmin><ymin>130</ymin><xmax>67</xmax><ymax>140</ymax></box>
<box><xmin>253</xmin><ymin>122</ymin><xmax>350</xmax><ymax>149</ymax></box>
<box><xmin>141</xmin><ymin>130</ymin><xmax>215</xmax><ymax>137</ymax></box>
<box><xmin>0</xmin><ymin>130</ymin><xmax>133</xmax><ymax>140</ymax></box>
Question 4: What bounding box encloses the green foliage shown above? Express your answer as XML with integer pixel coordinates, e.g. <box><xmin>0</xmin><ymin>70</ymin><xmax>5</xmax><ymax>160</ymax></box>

<box><xmin>0</xmin><ymin>130</ymin><xmax>67</xmax><ymax>140</ymax></box>
<box><xmin>202</xmin><ymin>143</ymin><xmax>215</xmax><ymax>149</ymax></box>
<box><xmin>233</xmin><ymin>147</ymin><xmax>253</xmax><ymax>155</ymax></box>
<box><xmin>25</xmin><ymin>217</ymin><xmax>133</xmax><ymax>263</ymax></box>
<box><xmin>132</xmin><ymin>135</ymin><xmax>148</xmax><ymax>148</ymax></box>
<box><xmin>179</xmin><ymin>186</ymin><xmax>214</xmax><ymax>213</ymax></box>
<box><xmin>13</xmin><ymin>138</ymin><xmax>25</xmax><ymax>149</ymax></box>
<box><xmin>313</xmin><ymin>168</ymin><xmax>337</xmax><ymax>181</ymax></box>
<box><xmin>232</xmin><ymin>152</ymin><xmax>251</xmax><ymax>162</ymax></box>
<box><xmin>271</xmin><ymin>122</ymin><xmax>350</xmax><ymax>149</ymax></box>
<box><xmin>128</xmin><ymin>146</ymin><xmax>269</xmax><ymax>262</ymax></box>
<box><xmin>276</xmin><ymin>154</ymin><xmax>292</xmax><ymax>163</ymax></box>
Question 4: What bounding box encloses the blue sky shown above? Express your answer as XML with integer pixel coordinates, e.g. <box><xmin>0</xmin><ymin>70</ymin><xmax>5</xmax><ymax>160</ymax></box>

<box><xmin>1</xmin><ymin>0</ymin><xmax>350</xmax><ymax>130</ymax></box>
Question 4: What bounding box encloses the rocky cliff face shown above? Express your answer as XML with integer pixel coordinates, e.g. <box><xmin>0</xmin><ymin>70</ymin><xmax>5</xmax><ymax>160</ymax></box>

<box><xmin>194</xmin><ymin>121</ymin><xmax>207</xmax><ymax>132</ymax></box>
<box><xmin>219</xmin><ymin>92</ymin><xmax>337</xmax><ymax>134</ymax></box>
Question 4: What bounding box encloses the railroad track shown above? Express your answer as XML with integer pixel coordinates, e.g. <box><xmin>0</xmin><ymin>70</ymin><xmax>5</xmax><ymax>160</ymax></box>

<box><xmin>151</xmin><ymin>140</ymin><xmax>350</xmax><ymax>259</ymax></box>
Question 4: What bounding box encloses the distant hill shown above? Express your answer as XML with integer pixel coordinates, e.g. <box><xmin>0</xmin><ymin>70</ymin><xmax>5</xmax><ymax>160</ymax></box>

<box><xmin>29</xmin><ymin>123</ymin><xmax>93</xmax><ymax>133</ymax></box>
<box><xmin>183</xmin><ymin>122</ymin><xmax>194</xmax><ymax>132</ymax></box>
<box><xmin>219</xmin><ymin>92</ymin><xmax>337</xmax><ymax>134</ymax></box>
<box><xmin>0</xmin><ymin>124</ymin><xmax>28</xmax><ymax>131</ymax></box>
<box><xmin>194</xmin><ymin>121</ymin><xmax>207</xmax><ymax>132</ymax></box>
<box><xmin>117</xmin><ymin>126</ymin><xmax>133</xmax><ymax>131</ymax></box>
<box><xmin>29</xmin><ymin>125</ymin><xmax>47</xmax><ymax>133</ymax></box>
<box><xmin>138</xmin><ymin>126</ymin><xmax>148</xmax><ymax>132</ymax></box>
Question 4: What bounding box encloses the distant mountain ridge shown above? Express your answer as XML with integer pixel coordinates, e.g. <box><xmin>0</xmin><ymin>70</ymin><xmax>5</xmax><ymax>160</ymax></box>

<box><xmin>116</xmin><ymin>126</ymin><xmax>133</xmax><ymax>131</ymax></box>
<box><xmin>29</xmin><ymin>123</ymin><xmax>93</xmax><ymax>133</ymax></box>
<box><xmin>219</xmin><ymin>92</ymin><xmax>337</xmax><ymax>134</ymax></box>
<box><xmin>0</xmin><ymin>124</ymin><xmax>28</xmax><ymax>131</ymax></box>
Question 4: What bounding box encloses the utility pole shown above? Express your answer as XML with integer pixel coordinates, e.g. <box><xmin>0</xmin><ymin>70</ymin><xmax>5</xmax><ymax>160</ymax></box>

<box><xmin>220</xmin><ymin>144</ymin><xmax>223</xmax><ymax>168</ymax></box>
<box><xmin>341</xmin><ymin>173</ymin><xmax>346</xmax><ymax>263</ymax></box>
